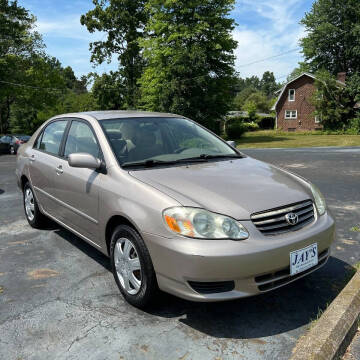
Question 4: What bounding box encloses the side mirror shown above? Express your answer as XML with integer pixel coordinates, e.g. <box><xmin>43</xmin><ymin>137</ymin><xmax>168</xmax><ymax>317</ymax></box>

<box><xmin>227</xmin><ymin>140</ymin><xmax>236</xmax><ymax>148</ymax></box>
<box><xmin>68</xmin><ymin>153</ymin><xmax>101</xmax><ymax>170</ymax></box>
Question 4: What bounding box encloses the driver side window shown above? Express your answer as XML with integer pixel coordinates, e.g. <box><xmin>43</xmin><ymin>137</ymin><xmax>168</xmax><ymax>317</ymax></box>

<box><xmin>64</xmin><ymin>121</ymin><xmax>100</xmax><ymax>159</ymax></box>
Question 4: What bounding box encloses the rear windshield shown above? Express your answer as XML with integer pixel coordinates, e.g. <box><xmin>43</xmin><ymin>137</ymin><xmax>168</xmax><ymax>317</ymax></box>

<box><xmin>101</xmin><ymin>117</ymin><xmax>237</xmax><ymax>166</ymax></box>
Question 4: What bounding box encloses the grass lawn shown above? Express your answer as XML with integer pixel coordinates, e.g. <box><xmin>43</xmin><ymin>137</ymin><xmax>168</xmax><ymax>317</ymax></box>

<box><xmin>235</xmin><ymin>130</ymin><xmax>360</xmax><ymax>149</ymax></box>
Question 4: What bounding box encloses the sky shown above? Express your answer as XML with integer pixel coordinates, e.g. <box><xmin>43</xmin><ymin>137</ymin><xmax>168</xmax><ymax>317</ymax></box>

<box><xmin>21</xmin><ymin>0</ymin><xmax>314</xmax><ymax>82</ymax></box>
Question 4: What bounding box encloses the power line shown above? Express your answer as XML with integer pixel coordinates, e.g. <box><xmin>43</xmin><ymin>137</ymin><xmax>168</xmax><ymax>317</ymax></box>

<box><xmin>238</xmin><ymin>48</ymin><xmax>301</xmax><ymax>67</ymax></box>
<box><xmin>0</xmin><ymin>80</ymin><xmax>67</xmax><ymax>92</ymax></box>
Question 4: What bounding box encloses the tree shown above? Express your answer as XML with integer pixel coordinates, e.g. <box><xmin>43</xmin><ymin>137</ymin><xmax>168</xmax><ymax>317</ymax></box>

<box><xmin>9</xmin><ymin>55</ymin><xmax>67</xmax><ymax>133</ymax></box>
<box><xmin>233</xmin><ymin>87</ymin><xmax>256</xmax><ymax>110</ymax></box>
<box><xmin>90</xmin><ymin>71</ymin><xmax>125</xmax><ymax>110</ymax></box>
<box><xmin>245</xmin><ymin>91</ymin><xmax>270</xmax><ymax>113</ymax></box>
<box><xmin>243</xmin><ymin>100</ymin><xmax>257</xmax><ymax>122</ymax></box>
<box><xmin>286</xmin><ymin>65</ymin><xmax>310</xmax><ymax>82</ymax></box>
<box><xmin>312</xmin><ymin>70</ymin><xmax>354</xmax><ymax>130</ymax></box>
<box><xmin>139</xmin><ymin>0</ymin><xmax>237</xmax><ymax>132</ymax></box>
<box><xmin>260</xmin><ymin>71</ymin><xmax>277</xmax><ymax>97</ymax></box>
<box><xmin>300</xmin><ymin>0</ymin><xmax>360</xmax><ymax>75</ymax></box>
<box><xmin>0</xmin><ymin>0</ymin><xmax>44</xmax><ymax>133</ymax></box>
<box><xmin>81</xmin><ymin>0</ymin><xmax>148</xmax><ymax>108</ymax></box>
<box><xmin>62</xmin><ymin>66</ymin><xmax>88</xmax><ymax>94</ymax></box>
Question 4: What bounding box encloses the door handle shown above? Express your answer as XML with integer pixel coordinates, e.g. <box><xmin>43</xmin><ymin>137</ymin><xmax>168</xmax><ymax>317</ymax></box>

<box><xmin>29</xmin><ymin>155</ymin><xmax>35</xmax><ymax>162</ymax></box>
<box><xmin>56</xmin><ymin>165</ymin><xmax>63</xmax><ymax>175</ymax></box>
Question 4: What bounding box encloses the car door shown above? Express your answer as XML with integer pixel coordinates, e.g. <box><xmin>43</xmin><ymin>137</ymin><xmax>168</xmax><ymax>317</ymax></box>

<box><xmin>28</xmin><ymin>120</ymin><xmax>68</xmax><ymax>215</ymax></box>
<box><xmin>0</xmin><ymin>135</ymin><xmax>11</xmax><ymax>153</ymax></box>
<box><xmin>51</xmin><ymin>119</ymin><xmax>103</xmax><ymax>243</ymax></box>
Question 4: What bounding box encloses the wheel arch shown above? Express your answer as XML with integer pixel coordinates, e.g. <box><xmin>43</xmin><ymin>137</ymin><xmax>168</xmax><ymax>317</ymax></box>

<box><xmin>20</xmin><ymin>175</ymin><xmax>29</xmax><ymax>190</ymax></box>
<box><xmin>105</xmin><ymin>215</ymin><xmax>141</xmax><ymax>256</ymax></box>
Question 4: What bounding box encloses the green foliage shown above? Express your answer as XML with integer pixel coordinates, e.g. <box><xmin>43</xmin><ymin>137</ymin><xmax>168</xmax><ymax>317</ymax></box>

<box><xmin>226</xmin><ymin>121</ymin><xmax>246</xmax><ymax>139</ymax></box>
<box><xmin>346</xmin><ymin>117</ymin><xmax>360</xmax><ymax>135</ymax></box>
<box><xmin>233</xmin><ymin>87</ymin><xmax>256</xmax><ymax>110</ymax></box>
<box><xmin>244</xmin><ymin>91</ymin><xmax>270</xmax><ymax>113</ymax></box>
<box><xmin>139</xmin><ymin>0</ymin><xmax>237</xmax><ymax>133</ymax></box>
<box><xmin>300</xmin><ymin>0</ymin><xmax>360</xmax><ymax>75</ymax></box>
<box><xmin>243</xmin><ymin>100</ymin><xmax>257</xmax><ymax>121</ymax></box>
<box><xmin>242</xmin><ymin>122</ymin><xmax>259</xmax><ymax>132</ymax></box>
<box><xmin>260</xmin><ymin>71</ymin><xmax>278</xmax><ymax>97</ymax></box>
<box><xmin>62</xmin><ymin>66</ymin><xmax>87</xmax><ymax>94</ymax></box>
<box><xmin>81</xmin><ymin>0</ymin><xmax>148</xmax><ymax>108</ymax></box>
<box><xmin>0</xmin><ymin>0</ymin><xmax>45</xmax><ymax>133</ymax></box>
<box><xmin>312</xmin><ymin>70</ymin><xmax>355</xmax><ymax>130</ymax></box>
<box><xmin>233</xmin><ymin>72</ymin><xmax>278</xmax><ymax>112</ymax></box>
<box><xmin>90</xmin><ymin>71</ymin><xmax>125</xmax><ymax>110</ymax></box>
<box><xmin>257</xmin><ymin>115</ymin><xmax>276</xmax><ymax>129</ymax></box>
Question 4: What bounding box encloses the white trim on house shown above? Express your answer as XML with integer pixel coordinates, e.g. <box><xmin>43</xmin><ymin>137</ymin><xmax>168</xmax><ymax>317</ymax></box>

<box><xmin>285</xmin><ymin>110</ymin><xmax>297</xmax><ymax>119</ymax></box>
<box><xmin>288</xmin><ymin>89</ymin><xmax>295</xmax><ymax>101</ymax></box>
<box><xmin>315</xmin><ymin>115</ymin><xmax>321</xmax><ymax>123</ymax></box>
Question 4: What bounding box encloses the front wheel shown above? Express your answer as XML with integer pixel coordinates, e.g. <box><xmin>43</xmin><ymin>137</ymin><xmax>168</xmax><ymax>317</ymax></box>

<box><xmin>23</xmin><ymin>182</ymin><xmax>47</xmax><ymax>228</ymax></box>
<box><xmin>110</xmin><ymin>225</ymin><xmax>158</xmax><ymax>308</ymax></box>
<box><xmin>10</xmin><ymin>146</ymin><xmax>15</xmax><ymax>155</ymax></box>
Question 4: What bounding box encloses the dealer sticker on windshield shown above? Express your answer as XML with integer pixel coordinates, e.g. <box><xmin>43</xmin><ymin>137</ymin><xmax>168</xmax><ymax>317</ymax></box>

<box><xmin>290</xmin><ymin>243</ymin><xmax>318</xmax><ymax>276</ymax></box>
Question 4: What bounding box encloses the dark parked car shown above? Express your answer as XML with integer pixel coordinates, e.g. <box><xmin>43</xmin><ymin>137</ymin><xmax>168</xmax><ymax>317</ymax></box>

<box><xmin>0</xmin><ymin>134</ymin><xmax>31</xmax><ymax>154</ymax></box>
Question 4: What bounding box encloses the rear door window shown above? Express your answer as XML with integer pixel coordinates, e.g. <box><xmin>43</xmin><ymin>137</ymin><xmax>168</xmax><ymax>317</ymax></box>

<box><xmin>39</xmin><ymin>121</ymin><xmax>67</xmax><ymax>155</ymax></box>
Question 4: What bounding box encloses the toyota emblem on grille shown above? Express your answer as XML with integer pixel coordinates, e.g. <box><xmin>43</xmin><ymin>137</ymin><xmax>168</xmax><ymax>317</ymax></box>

<box><xmin>285</xmin><ymin>212</ymin><xmax>298</xmax><ymax>225</ymax></box>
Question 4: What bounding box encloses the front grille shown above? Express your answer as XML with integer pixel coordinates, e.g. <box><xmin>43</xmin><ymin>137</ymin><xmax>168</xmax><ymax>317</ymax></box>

<box><xmin>251</xmin><ymin>200</ymin><xmax>315</xmax><ymax>236</ymax></box>
<box><xmin>188</xmin><ymin>281</ymin><xmax>235</xmax><ymax>294</ymax></box>
<box><xmin>255</xmin><ymin>249</ymin><xmax>329</xmax><ymax>292</ymax></box>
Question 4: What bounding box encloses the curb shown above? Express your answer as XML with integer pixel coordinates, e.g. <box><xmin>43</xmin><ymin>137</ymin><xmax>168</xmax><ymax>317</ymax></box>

<box><xmin>290</xmin><ymin>270</ymin><xmax>360</xmax><ymax>360</ymax></box>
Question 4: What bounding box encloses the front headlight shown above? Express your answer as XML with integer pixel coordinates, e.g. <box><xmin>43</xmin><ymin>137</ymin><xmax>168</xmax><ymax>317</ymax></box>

<box><xmin>310</xmin><ymin>183</ymin><xmax>326</xmax><ymax>216</ymax></box>
<box><xmin>163</xmin><ymin>207</ymin><xmax>249</xmax><ymax>240</ymax></box>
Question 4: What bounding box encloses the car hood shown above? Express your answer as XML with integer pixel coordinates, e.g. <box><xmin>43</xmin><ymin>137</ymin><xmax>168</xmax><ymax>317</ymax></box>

<box><xmin>129</xmin><ymin>157</ymin><xmax>313</xmax><ymax>219</ymax></box>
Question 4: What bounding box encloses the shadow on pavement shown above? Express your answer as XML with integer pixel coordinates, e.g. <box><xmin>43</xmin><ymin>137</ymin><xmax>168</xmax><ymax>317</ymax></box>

<box><xmin>0</xmin><ymin>189</ymin><xmax>4</xmax><ymax>195</ymax></box>
<box><xmin>53</xmin><ymin>225</ymin><xmax>351</xmax><ymax>340</ymax></box>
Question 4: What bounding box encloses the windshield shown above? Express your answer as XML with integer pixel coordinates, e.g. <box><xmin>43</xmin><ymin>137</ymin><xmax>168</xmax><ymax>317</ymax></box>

<box><xmin>101</xmin><ymin>117</ymin><xmax>238</xmax><ymax>166</ymax></box>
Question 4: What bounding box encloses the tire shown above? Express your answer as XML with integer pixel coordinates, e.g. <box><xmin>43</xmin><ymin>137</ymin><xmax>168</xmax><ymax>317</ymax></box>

<box><xmin>23</xmin><ymin>182</ymin><xmax>47</xmax><ymax>228</ymax></box>
<box><xmin>10</xmin><ymin>146</ymin><xmax>15</xmax><ymax>155</ymax></box>
<box><xmin>110</xmin><ymin>225</ymin><xmax>158</xmax><ymax>308</ymax></box>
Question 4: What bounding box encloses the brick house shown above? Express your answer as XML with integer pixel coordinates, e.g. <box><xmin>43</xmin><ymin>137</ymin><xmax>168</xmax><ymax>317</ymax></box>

<box><xmin>272</xmin><ymin>72</ymin><xmax>346</xmax><ymax>131</ymax></box>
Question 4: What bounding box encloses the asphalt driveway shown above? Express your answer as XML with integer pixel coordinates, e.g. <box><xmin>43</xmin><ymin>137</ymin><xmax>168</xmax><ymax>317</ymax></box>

<box><xmin>0</xmin><ymin>147</ymin><xmax>359</xmax><ymax>360</ymax></box>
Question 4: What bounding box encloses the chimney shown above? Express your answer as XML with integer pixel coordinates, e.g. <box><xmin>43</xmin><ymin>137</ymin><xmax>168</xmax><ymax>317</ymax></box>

<box><xmin>337</xmin><ymin>72</ymin><xmax>346</xmax><ymax>84</ymax></box>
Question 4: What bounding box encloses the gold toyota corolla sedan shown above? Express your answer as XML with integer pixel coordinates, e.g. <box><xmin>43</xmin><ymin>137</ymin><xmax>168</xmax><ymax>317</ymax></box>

<box><xmin>16</xmin><ymin>111</ymin><xmax>335</xmax><ymax>308</ymax></box>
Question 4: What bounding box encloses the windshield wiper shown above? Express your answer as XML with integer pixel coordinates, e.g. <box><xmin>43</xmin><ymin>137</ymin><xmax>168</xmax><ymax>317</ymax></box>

<box><xmin>122</xmin><ymin>157</ymin><xmax>209</xmax><ymax>168</ymax></box>
<box><xmin>122</xmin><ymin>154</ymin><xmax>243</xmax><ymax>168</ymax></box>
<box><xmin>197</xmin><ymin>153</ymin><xmax>244</xmax><ymax>160</ymax></box>
<box><xmin>122</xmin><ymin>159</ymin><xmax>178</xmax><ymax>168</ymax></box>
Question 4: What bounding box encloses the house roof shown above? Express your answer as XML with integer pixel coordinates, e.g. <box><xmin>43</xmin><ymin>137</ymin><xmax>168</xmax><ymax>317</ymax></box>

<box><xmin>271</xmin><ymin>72</ymin><xmax>346</xmax><ymax>111</ymax></box>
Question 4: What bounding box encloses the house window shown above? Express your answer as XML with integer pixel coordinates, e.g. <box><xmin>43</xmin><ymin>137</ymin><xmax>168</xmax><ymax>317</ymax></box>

<box><xmin>315</xmin><ymin>115</ymin><xmax>321</xmax><ymax>123</ymax></box>
<box><xmin>289</xmin><ymin>89</ymin><xmax>295</xmax><ymax>101</ymax></box>
<box><xmin>285</xmin><ymin>110</ymin><xmax>297</xmax><ymax>119</ymax></box>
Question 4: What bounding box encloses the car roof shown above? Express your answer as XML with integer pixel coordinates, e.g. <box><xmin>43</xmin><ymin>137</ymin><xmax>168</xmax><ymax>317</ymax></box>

<box><xmin>54</xmin><ymin>110</ymin><xmax>186</xmax><ymax>121</ymax></box>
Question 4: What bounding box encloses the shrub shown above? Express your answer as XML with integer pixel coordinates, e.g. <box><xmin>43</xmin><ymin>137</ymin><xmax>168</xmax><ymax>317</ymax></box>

<box><xmin>257</xmin><ymin>115</ymin><xmax>275</xmax><ymax>129</ymax></box>
<box><xmin>226</xmin><ymin>121</ymin><xmax>246</xmax><ymax>138</ymax></box>
<box><xmin>242</xmin><ymin>122</ymin><xmax>259</xmax><ymax>131</ymax></box>
<box><xmin>345</xmin><ymin>117</ymin><xmax>360</xmax><ymax>134</ymax></box>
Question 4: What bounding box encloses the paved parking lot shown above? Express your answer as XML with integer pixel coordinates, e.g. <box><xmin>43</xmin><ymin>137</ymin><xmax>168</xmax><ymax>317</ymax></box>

<box><xmin>0</xmin><ymin>147</ymin><xmax>359</xmax><ymax>360</ymax></box>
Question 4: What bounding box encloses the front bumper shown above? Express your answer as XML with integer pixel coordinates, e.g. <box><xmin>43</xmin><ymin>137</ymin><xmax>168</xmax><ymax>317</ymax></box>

<box><xmin>143</xmin><ymin>212</ymin><xmax>335</xmax><ymax>301</ymax></box>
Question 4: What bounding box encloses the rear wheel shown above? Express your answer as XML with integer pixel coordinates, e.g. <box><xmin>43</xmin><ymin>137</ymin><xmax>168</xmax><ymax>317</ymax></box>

<box><xmin>23</xmin><ymin>182</ymin><xmax>47</xmax><ymax>228</ymax></box>
<box><xmin>110</xmin><ymin>225</ymin><xmax>158</xmax><ymax>308</ymax></box>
